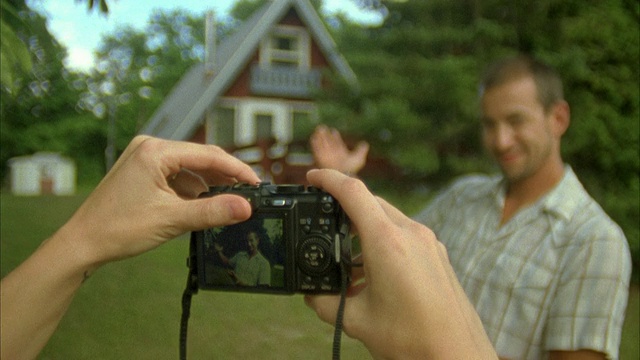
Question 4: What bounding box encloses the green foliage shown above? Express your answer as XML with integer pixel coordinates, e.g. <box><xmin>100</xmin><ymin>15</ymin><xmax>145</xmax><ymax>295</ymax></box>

<box><xmin>320</xmin><ymin>0</ymin><xmax>639</xmax><ymax>275</ymax></box>
<box><xmin>80</xmin><ymin>9</ymin><xmax>245</xmax><ymax>154</ymax></box>
<box><xmin>229</xmin><ymin>0</ymin><xmax>270</xmax><ymax>21</ymax></box>
<box><xmin>0</xmin><ymin>5</ymin><xmax>100</xmax><ymax>183</ymax></box>
<box><xmin>0</xmin><ymin>0</ymin><xmax>32</xmax><ymax>92</ymax></box>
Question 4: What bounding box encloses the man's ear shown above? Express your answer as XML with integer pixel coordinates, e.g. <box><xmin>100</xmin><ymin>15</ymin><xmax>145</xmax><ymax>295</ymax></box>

<box><xmin>550</xmin><ymin>100</ymin><xmax>571</xmax><ymax>137</ymax></box>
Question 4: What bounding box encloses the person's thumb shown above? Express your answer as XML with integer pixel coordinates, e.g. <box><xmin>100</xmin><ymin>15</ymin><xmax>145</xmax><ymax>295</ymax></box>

<box><xmin>176</xmin><ymin>194</ymin><xmax>253</xmax><ymax>232</ymax></box>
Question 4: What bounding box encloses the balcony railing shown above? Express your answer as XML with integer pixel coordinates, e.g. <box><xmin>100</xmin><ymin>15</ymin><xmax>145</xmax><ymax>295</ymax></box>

<box><xmin>250</xmin><ymin>65</ymin><xmax>321</xmax><ymax>98</ymax></box>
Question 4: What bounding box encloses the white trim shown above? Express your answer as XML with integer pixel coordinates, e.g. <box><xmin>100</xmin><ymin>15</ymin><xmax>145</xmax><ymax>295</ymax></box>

<box><xmin>260</xmin><ymin>25</ymin><xmax>310</xmax><ymax>70</ymax></box>
<box><xmin>236</xmin><ymin>99</ymin><xmax>292</xmax><ymax>146</ymax></box>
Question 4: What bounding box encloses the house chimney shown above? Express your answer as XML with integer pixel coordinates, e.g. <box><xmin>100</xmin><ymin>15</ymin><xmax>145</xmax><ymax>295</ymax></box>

<box><xmin>205</xmin><ymin>10</ymin><xmax>216</xmax><ymax>76</ymax></box>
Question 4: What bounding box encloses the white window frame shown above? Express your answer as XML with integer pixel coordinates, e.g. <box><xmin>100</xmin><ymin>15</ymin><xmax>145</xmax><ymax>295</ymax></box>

<box><xmin>260</xmin><ymin>25</ymin><xmax>310</xmax><ymax>70</ymax></box>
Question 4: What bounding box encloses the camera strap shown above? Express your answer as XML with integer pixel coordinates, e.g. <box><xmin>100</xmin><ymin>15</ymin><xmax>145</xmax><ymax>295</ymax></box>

<box><xmin>332</xmin><ymin>260</ymin><xmax>349</xmax><ymax>360</ymax></box>
<box><xmin>179</xmin><ymin>237</ymin><xmax>199</xmax><ymax>360</ymax></box>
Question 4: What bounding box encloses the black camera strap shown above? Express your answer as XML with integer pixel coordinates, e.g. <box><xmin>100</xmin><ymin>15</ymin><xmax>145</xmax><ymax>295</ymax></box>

<box><xmin>179</xmin><ymin>278</ymin><xmax>194</xmax><ymax>360</ymax></box>
<box><xmin>179</xmin><ymin>236</ymin><xmax>199</xmax><ymax>360</ymax></box>
<box><xmin>332</xmin><ymin>260</ymin><xmax>349</xmax><ymax>360</ymax></box>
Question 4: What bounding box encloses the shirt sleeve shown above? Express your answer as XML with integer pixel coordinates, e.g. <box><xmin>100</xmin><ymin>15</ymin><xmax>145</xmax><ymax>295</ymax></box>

<box><xmin>412</xmin><ymin>182</ymin><xmax>455</xmax><ymax>229</ymax></box>
<box><xmin>544</xmin><ymin>221</ymin><xmax>631</xmax><ymax>359</ymax></box>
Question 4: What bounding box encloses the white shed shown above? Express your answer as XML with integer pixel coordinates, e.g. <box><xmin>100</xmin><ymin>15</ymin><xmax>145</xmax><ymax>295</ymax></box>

<box><xmin>8</xmin><ymin>153</ymin><xmax>76</xmax><ymax>196</ymax></box>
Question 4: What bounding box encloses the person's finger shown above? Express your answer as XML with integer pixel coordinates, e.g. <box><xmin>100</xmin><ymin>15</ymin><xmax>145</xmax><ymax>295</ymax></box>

<box><xmin>170</xmin><ymin>194</ymin><xmax>253</xmax><ymax>232</ymax></box>
<box><xmin>304</xmin><ymin>294</ymin><xmax>342</xmax><ymax>324</ymax></box>
<box><xmin>189</xmin><ymin>168</ymin><xmax>251</xmax><ymax>187</ymax></box>
<box><xmin>310</xmin><ymin>126</ymin><xmax>332</xmax><ymax>153</ymax></box>
<box><xmin>304</xmin><ymin>294</ymin><xmax>364</xmax><ymax>331</ymax></box>
<box><xmin>329</xmin><ymin>127</ymin><xmax>342</xmax><ymax>142</ymax></box>
<box><xmin>134</xmin><ymin>137</ymin><xmax>260</xmax><ymax>184</ymax></box>
<box><xmin>354</xmin><ymin>141</ymin><xmax>370</xmax><ymax>156</ymax></box>
<box><xmin>376</xmin><ymin>197</ymin><xmax>414</xmax><ymax>228</ymax></box>
<box><xmin>306</xmin><ymin>169</ymin><xmax>402</xmax><ymax>286</ymax></box>
<box><xmin>306</xmin><ymin>169</ymin><xmax>387</xmax><ymax>240</ymax></box>
<box><xmin>304</xmin><ymin>290</ymin><xmax>368</xmax><ymax>339</ymax></box>
<box><xmin>310</xmin><ymin>125</ymin><xmax>326</xmax><ymax>144</ymax></box>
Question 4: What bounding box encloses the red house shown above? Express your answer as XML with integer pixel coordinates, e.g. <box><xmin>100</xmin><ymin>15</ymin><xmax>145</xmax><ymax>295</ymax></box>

<box><xmin>140</xmin><ymin>0</ymin><xmax>357</xmax><ymax>183</ymax></box>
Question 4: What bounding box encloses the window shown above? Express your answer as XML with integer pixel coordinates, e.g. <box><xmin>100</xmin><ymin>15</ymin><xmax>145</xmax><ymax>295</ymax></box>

<box><xmin>261</xmin><ymin>26</ymin><xmax>309</xmax><ymax>69</ymax></box>
<box><xmin>276</xmin><ymin>36</ymin><xmax>295</xmax><ymax>51</ymax></box>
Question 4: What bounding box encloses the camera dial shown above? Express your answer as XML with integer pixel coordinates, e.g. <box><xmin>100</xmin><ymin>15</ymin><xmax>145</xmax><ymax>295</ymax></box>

<box><xmin>298</xmin><ymin>235</ymin><xmax>333</xmax><ymax>276</ymax></box>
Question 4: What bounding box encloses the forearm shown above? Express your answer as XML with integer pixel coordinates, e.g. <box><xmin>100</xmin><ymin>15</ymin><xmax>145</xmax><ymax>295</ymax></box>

<box><xmin>217</xmin><ymin>251</ymin><xmax>229</xmax><ymax>265</ymax></box>
<box><xmin>400</xmin><ymin>289</ymin><xmax>496</xmax><ymax>359</ymax></box>
<box><xmin>0</xmin><ymin>225</ymin><xmax>97</xmax><ymax>360</ymax></box>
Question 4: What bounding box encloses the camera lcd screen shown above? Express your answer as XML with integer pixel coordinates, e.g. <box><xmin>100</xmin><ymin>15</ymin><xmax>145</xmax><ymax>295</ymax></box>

<box><xmin>199</xmin><ymin>213</ymin><xmax>287</xmax><ymax>291</ymax></box>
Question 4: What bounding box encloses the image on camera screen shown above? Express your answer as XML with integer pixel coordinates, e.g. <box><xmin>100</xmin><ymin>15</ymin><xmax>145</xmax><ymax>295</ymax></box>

<box><xmin>200</xmin><ymin>214</ymin><xmax>286</xmax><ymax>290</ymax></box>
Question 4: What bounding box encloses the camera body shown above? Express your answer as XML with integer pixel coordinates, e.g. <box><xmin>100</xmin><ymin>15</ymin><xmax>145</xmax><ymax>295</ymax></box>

<box><xmin>189</xmin><ymin>183</ymin><xmax>351</xmax><ymax>294</ymax></box>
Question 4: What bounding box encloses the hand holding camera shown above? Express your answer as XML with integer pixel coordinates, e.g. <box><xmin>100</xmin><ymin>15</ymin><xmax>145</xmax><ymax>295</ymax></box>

<box><xmin>303</xmin><ymin>169</ymin><xmax>496</xmax><ymax>359</ymax></box>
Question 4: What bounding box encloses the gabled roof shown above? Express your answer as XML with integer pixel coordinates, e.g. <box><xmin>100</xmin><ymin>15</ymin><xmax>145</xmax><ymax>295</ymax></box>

<box><xmin>140</xmin><ymin>0</ymin><xmax>357</xmax><ymax>140</ymax></box>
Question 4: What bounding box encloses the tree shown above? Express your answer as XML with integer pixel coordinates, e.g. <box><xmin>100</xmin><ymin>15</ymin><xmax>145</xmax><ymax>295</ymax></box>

<box><xmin>321</xmin><ymin>0</ymin><xmax>639</xmax><ymax>276</ymax></box>
<box><xmin>0</xmin><ymin>2</ymin><xmax>104</xmax><ymax>183</ymax></box>
<box><xmin>78</xmin><ymin>8</ymin><xmax>218</xmax><ymax>156</ymax></box>
<box><xmin>0</xmin><ymin>0</ymin><xmax>32</xmax><ymax>92</ymax></box>
<box><xmin>320</xmin><ymin>1</ymin><xmax>492</xmax><ymax>178</ymax></box>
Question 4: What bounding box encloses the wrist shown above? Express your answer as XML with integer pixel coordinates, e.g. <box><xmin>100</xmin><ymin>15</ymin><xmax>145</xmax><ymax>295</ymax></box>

<box><xmin>49</xmin><ymin>219</ymin><xmax>103</xmax><ymax>279</ymax></box>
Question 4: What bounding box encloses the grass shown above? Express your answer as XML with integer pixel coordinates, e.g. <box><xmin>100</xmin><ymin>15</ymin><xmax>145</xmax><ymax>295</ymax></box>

<box><xmin>1</xmin><ymin>192</ymin><xmax>638</xmax><ymax>359</ymax></box>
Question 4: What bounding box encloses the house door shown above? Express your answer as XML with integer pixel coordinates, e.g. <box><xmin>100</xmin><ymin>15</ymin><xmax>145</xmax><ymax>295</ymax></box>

<box><xmin>256</xmin><ymin>113</ymin><xmax>274</xmax><ymax>141</ymax></box>
<box><xmin>236</xmin><ymin>100</ymin><xmax>291</xmax><ymax>147</ymax></box>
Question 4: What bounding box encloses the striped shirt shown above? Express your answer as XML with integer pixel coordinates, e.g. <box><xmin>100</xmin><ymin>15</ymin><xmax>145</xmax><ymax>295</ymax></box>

<box><xmin>414</xmin><ymin>167</ymin><xmax>631</xmax><ymax>359</ymax></box>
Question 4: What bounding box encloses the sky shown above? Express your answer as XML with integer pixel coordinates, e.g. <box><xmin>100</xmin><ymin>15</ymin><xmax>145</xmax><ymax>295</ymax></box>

<box><xmin>28</xmin><ymin>0</ymin><xmax>383</xmax><ymax>73</ymax></box>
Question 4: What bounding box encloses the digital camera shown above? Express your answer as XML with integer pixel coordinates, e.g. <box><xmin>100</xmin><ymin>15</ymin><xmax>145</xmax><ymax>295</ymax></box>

<box><xmin>188</xmin><ymin>183</ymin><xmax>351</xmax><ymax>294</ymax></box>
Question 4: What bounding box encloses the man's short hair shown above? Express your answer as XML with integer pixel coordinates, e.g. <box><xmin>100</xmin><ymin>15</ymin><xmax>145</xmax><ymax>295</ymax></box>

<box><xmin>479</xmin><ymin>55</ymin><xmax>564</xmax><ymax>113</ymax></box>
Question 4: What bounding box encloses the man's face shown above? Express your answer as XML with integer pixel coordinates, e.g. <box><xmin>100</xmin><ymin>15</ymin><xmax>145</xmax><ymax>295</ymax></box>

<box><xmin>246</xmin><ymin>232</ymin><xmax>259</xmax><ymax>254</ymax></box>
<box><xmin>481</xmin><ymin>76</ymin><xmax>558</xmax><ymax>184</ymax></box>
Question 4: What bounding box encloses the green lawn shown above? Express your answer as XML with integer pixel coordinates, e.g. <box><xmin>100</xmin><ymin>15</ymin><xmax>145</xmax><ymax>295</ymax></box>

<box><xmin>1</xmin><ymin>192</ymin><xmax>638</xmax><ymax>359</ymax></box>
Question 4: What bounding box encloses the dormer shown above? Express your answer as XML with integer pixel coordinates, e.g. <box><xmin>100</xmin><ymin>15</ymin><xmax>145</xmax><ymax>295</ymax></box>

<box><xmin>251</xmin><ymin>22</ymin><xmax>319</xmax><ymax>99</ymax></box>
<box><xmin>260</xmin><ymin>25</ymin><xmax>311</xmax><ymax>70</ymax></box>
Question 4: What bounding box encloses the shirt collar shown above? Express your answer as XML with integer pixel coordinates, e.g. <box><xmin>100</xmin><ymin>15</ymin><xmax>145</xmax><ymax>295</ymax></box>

<box><xmin>493</xmin><ymin>166</ymin><xmax>584</xmax><ymax>222</ymax></box>
<box><xmin>540</xmin><ymin>166</ymin><xmax>585</xmax><ymax>222</ymax></box>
